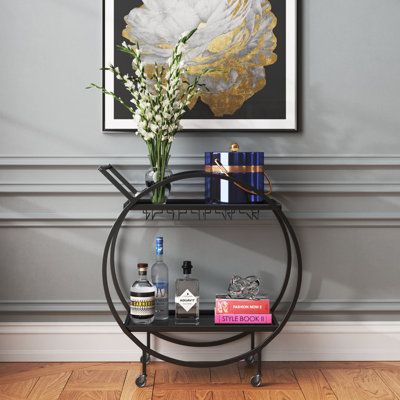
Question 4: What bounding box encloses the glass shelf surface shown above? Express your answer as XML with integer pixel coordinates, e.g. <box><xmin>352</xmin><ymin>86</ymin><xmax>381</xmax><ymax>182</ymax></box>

<box><xmin>127</xmin><ymin>198</ymin><xmax>280</xmax><ymax>211</ymax></box>
<box><xmin>124</xmin><ymin>310</ymin><xmax>279</xmax><ymax>333</ymax></box>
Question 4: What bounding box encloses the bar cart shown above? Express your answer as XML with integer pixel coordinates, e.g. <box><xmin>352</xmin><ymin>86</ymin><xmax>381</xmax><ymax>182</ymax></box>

<box><xmin>99</xmin><ymin>166</ymin><xmax>302</xmax><ymax>388</ymax></box>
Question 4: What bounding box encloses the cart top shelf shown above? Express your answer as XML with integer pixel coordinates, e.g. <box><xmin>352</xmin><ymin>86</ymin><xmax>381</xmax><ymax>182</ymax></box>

<box><xmin>125</xmin><ymin>199</ymin><xmax>282</xmax><ymax>220</ymax></box>
<box><xmin>128</xmin><ymin>199</ymin><xmax>281</xmax><ymax>211</ymax></box>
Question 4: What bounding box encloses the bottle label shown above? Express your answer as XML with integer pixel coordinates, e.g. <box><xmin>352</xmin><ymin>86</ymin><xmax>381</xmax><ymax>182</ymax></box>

<box><xmin>156</xmin><ymin>237</ymin><xmax>163</xmax><ymax>256</ymax></box>
<box><xmin>155</xmin><ymin>281</ymin><xmax>168</xmax><ymax>298</ymax></box>
<box><xmin>130</xmin><ymin>291</ymin><xmax>155</xmax><ymax>318</ymax></box>
<box><xmin>175</xmin><ymin>289</ymin><xmax>198</xmax><ymax>312</ymax></box>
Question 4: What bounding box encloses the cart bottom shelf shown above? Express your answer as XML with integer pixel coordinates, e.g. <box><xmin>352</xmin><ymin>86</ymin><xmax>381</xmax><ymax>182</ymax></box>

<box><xmin>124</xmin><ymin>310</ymin><xmax>279</xmax><ymax>333</ymax></box>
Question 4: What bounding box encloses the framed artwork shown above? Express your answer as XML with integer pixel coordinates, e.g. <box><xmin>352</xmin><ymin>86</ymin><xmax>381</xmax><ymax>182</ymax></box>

<box><xmin>103</xmin><ymin>0</ymin><xmax>298</xmax><ymax>132</ymax></box>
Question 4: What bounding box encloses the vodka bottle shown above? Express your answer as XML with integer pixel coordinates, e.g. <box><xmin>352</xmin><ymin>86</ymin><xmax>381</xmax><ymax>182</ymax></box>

<box><xmin>175</xmin><ymin>261</ymin><xmax>199</xmax><ymax>324</ymax></box>
<box><xmin>130</xmin><ymin>263</ymin><xmax>155</xmax><ymax>324</ymax></box>
<box><xmin>151</xmin><ymin>236</ymin><xmax>169</xmax><ymax>320</ymax></box>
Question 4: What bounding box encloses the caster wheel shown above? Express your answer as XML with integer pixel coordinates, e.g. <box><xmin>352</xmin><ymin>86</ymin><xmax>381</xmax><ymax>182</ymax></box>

<box><xmin>135</xmin><ymin>374</ymin><xmax>147</xmax><ymax>388</ymax></box>
<box><xmin>245</xmin><ymin>354</ymin><xmax>256</xmax><ymax>366</ymax></box>
<box><xmin>250</xmin><ymin>374</ymin><xmax>262</xmax><ymax>387</ymax></box>
<box><xmin>140</xmin><ymin>353</ymin><xmax>150</xmax><ymax>364</ymax></box>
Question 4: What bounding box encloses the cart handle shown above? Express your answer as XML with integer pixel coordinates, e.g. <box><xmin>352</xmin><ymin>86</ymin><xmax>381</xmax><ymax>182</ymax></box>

<box><xmin>98</xmin><ymin>164</ymin><xmax>137</xmax><ymax>202</ymax></box>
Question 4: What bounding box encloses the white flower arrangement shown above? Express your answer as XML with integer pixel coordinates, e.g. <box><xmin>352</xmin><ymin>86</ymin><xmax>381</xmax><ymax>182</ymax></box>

<box><xmin>88</xmin><ymin>29</ymin><xmax>211</xmax><ymax>203</ymax></box>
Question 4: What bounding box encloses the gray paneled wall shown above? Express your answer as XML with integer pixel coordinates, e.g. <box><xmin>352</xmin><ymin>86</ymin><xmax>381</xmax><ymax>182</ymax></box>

<box><xmin>1</xmin><ymin>0</ymin><xmax>400</xmax><ymax>319</ymax></box>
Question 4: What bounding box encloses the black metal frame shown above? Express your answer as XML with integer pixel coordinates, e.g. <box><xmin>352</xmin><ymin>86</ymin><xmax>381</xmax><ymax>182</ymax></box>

<box><xmin>100</xmin><ymin>165</ymin><xmax>302</xmax><ymax>388</ymax></box>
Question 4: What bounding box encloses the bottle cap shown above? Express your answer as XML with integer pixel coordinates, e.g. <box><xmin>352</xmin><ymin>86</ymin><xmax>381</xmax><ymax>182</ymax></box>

<box><xmin>156</xmin><ymin>236</ymin><xmax>163</xmax><ymax>255</ymax></box>
<box><xmin>181</xmin><ymin>260</ymin><xmax>193</xmax><ymax>274</ymax></box>
<box><xmin>230</xmin><ymin>143</ymin><xmax>239</xmax><ymax>152</ymax></box>
<box><xmin>137</xmin><ymin>263</ymin><xmax>148</xmax><ymax>271</ymax></box>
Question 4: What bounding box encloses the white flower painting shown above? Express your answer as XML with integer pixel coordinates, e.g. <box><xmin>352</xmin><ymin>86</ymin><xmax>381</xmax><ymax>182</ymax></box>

<box><xmin>123</xmin><ymin>0</ymin><xmax>278</xmax><ymax>117</ymax></box>
<box><xmin>103</xmin><ymin>0</ymin><xmax>298</xmax><ymax>131</ymax></box>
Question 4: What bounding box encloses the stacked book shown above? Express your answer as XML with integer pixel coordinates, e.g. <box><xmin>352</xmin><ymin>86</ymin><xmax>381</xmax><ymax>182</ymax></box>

<box><xmin>214</xmin><ymin>295</ymin><xmax>271</xmax><ymax>324</ymax></box>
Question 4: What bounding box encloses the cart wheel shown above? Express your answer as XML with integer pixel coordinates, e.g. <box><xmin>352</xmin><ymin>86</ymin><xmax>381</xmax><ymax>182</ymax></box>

<box><xmin>250</xmin><ymin>374</ymin><xmax>262</xmax><ymax>387</ymax></box>
<box><xmin>135</xmin><ymin>374</ymin><xmax>147</xmax><ymax>388</ymax></box>
<box><xmin>140</xmin><ymin>353</ymin><xmax>150</xmax><ymax>364</ymax></box>
<box><xmin>245</xmin><ymin>354</ymin><xmax>256</xmax><ymax>366</ymax></box>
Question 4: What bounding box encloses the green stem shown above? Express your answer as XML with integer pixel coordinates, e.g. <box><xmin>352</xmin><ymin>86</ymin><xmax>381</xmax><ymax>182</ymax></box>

<box><xmin>148</xmin><ymin>134</ymin><xmax>171</xmax><ymax>204</ymax></box>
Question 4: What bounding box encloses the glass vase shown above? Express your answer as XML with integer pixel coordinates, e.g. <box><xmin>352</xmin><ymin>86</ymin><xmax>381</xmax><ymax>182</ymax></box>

<box><xmin>145</xmin><ymin>166</ymin><xmax>173</xmax><ymax>204</ymax></box>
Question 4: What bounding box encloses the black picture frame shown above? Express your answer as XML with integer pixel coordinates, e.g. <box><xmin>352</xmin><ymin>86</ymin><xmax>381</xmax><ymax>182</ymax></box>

<box><xmin>102</xmin><ymin>0</ymin><xmax>300</xmax><ymax>132</ymax></box>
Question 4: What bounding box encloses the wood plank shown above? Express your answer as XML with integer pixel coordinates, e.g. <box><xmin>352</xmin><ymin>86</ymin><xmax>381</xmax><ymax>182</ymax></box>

<box><xmin>27</xmin><ymin>371</ymin><xmax>72</xmax><ymax>400</ymax></box>
<box><xmin>213</xmin><ymin>390</ymin><xmax>245</xmax><ymax>400</ymax></box>
<box><xmin>196</xmin><ymin>392</ymin><xmax>213</xmax><ymax>400</ymax></box>
<box><xmin>376</xmin><ymin>367</ymin><xmax>400</xmax><ymax>396</ymax></box>
<box><xmin>152</xmin><ymin>390</ymin><xmax>212</xmax><ymax>400</ymax></box>
<box><xmin>83</xmin><ymin>363</ymin><xmax>135</xmax><ymax>371</ymax></box>
<box><xmin>322</xmin><ymin>368</ymin><xmax>398</xmax><ymax>400</ymax></box>
<box><xmin>64</xmin><ymin>369</ymin><xmax>127</xmax><ymax>391</ymax></box>
<box><xmin>154</xmin><ymin>365</ymin><xmax>210</xmax><ymax>384</ymax></box>
<box><xmin>0</xmin><ymin>363</ymin><xmax>48</xmax><ymax>378</ymax></box>
<box><xmin>239</xmin><ymin>367</ymin><xmax>299</xmax><ymax>390</ymax></box>
<box><xmin>0</xmin><ymin>363</ymin><xmax>102</xmax><ymax>385</ymax></box>
<box><xmin>211</xmin><ymin>364</ymin><xmax>242</xmax><ymax>383</ymax></box>
<box><xmin>120</xmin><ymin>365</ymin><xmax>155</xmax><ymax>400</ymax></box>
<box><xmin>58</xmin><ymin>391</ymin><xmax>121</xmax><ymax>400</ymax></box>
<box><xmin>0</xmin><ymin>377</ymin><xmax>38</xmax><ymax>399</ymax></box>
<box><xmin>244</xmin><ymin>390</ymin><xmax>305</xmax><ymax>400</ymax></box>
<box><xmin>154</xmin><ymin>382</ymin><xmax>303</xmax><ymax>392</ymax></box>
<box><xmin>293</xmin><ymin>368</ymin><xmax>337</xmax><ymax>400</ymax></box>
<box><xmin>0</xmin><ymin>393</ymin><xmax>31</xmax><ymax>400</ymax></box>
<box><xmin>268</xmin><ymin>362</ymin><xmax>400</xmax><ymax>370</ymax></box>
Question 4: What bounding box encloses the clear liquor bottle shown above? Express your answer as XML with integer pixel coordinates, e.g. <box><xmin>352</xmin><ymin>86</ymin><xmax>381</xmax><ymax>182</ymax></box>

<box><xmin>130</xmin><ymin>263</ymin><xmax>155</xmax><ymax>324</ymax></box>
<box><xmin>151</xmin><ymin>236</ymin><xmax>169</xmax><ymax>320</ymax></box>
<box><xmin>175</xmin><ymin>261</ymin><xmax>199</xmax><ymax>324</ymax></box>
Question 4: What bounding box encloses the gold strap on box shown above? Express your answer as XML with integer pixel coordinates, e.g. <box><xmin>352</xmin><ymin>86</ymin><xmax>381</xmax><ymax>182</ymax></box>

<box><xmin>204</xmin><ymin>165</ymin><xmax>264</xmax><ymax>173</ymax></box>
<box><xmin>208</xmin><ymin>159</ymin><xmax>272</xmax><ymax>197</ymax></box>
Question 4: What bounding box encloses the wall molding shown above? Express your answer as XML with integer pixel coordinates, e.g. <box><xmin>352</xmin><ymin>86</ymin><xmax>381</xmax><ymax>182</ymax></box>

<box><xmin>1</xmin><ymin>212</ymin><xmax>400</xmax><ymax>227</ymax></box>
<box><xmin>1</xmin><ymin>155</ymin><xmax>400</xmax><ymax>195</ymax></box>
<box><xmin>1</xmin><ymin>300</ymin><xmax>400</xmax><ymax>314</ymax></box>
<box><xmin>1</xmin><ymin>321</ymin><xmax>399</xmax><ymax>361</ymax></box>
<box><xmin>2</xmin><ymin>181</ymin><xmax>400</xmax><ymax>194</ymax></box>
<box><xmin>1</xmin><ymin>154</ymin><xmax>400</xmax><ymax>167</ymax></box>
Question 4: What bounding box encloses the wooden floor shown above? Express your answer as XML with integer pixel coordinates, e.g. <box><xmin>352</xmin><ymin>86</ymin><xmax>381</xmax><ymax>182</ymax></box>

<box><xmin>0</xmin><ymin>362</ymin><xmax>400</xmax><ymax>400</ymax></box>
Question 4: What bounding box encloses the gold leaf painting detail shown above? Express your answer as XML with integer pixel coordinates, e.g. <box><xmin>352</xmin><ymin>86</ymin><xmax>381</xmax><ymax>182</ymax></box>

<box><xmin>123</xmin><ymin>0</ymin><xmax>277</xmax><ymax>116</ymax></box>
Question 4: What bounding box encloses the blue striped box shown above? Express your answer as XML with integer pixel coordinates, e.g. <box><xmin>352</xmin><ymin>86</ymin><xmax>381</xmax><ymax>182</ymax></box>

<box><xmin>205</xmin><ymin>151</ymin><xmax>264</xmax><ymax>204</ymax></box>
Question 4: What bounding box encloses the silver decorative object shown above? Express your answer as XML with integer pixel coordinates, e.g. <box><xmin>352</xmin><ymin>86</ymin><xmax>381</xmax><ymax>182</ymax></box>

<box><xmin>227</xmin><ymin>275</ymin><xmax>260</xmax><ymax>299</ymax></box>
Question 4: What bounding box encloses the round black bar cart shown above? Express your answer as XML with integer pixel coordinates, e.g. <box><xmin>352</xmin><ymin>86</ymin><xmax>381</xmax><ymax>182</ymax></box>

<box><xmin>99</xmin><ymin>166</ymin><xmax>302</xmax><ymax>388</ymax></box>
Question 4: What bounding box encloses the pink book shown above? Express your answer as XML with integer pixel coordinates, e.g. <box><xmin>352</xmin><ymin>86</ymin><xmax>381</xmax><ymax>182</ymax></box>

<box><xmin>214</xmin><ymin>313</ymin><xmax>272</xmax><ymax>324</ymax></box>
<box><xmin>215</xmin><ymin>297</ymin><xmax>270</xmax><ymax>314</ymax></box>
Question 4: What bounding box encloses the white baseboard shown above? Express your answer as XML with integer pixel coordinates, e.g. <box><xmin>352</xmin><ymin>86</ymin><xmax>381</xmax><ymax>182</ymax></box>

<box><xmin>1</xmin><ymin>321</ymin><xmax>399</xmax><ymax>362</ymax></box>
